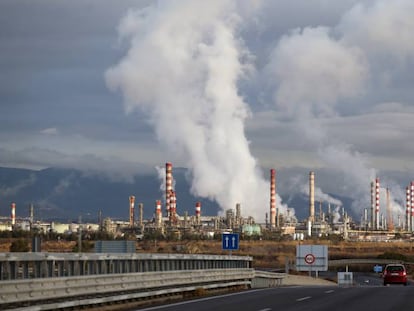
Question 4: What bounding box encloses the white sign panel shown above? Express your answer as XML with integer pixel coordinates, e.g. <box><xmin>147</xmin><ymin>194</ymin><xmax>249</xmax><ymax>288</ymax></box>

<box><xmin>296</xmin><ymin>245</ymin><xmax>328</xmax><ymax>272</ymax></box>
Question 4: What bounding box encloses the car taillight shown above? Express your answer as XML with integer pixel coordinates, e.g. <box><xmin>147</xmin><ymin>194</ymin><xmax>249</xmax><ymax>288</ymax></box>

<box><xmin>403</xmin><ymin>271</ymin><xmax>406</xmax><ymax>276</ymax></box>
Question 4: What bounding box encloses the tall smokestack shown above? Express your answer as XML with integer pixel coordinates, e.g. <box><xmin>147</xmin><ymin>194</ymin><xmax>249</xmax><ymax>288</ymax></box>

<box><xmin>236</xmin><ymin>203</ymin><xmax>241</xmax><ymax>226</ymax></box>
<box><xmin>386</xmin><ymin>188</ymin><xmax>393</xmax><ymax>231</ymax></box>
<box><xmin>11</xmin><ymin>202</ymin><xmax>16</xmax><ymax>226</ymax></box>
<box><xmin>375</xmin><ymin>178</ymin><xmax>380</xmax><ymax>230</ymax></box>
<box><xmin>371</xmin><ymin>181</ymin><xmax>375</xmax><ymax>229</ymax></box>
<box><xmin>29</xmin><ymin>203</ymin><xmax>34</xmax><ymax>229</ymax></box>
<box><xmin>411</xmin><ymin>181</ymin><xmax>414</xmax><ymax>233</ymax></box>
<box><xmin>309</xmin><ymin>171</ymin><xmax>315</xmax><ymax>223</ymax></box>
<box><xmin>165</xmin><ymin>162</ymin><xmax>173</xmax><ymax>217</ymax></box>
<box><xmin>270</xmin><ymin>169</ymin><xmax>276</xmax><ymax>228</ymax></box>
<box><xmin>406</xmin><ymin>186</ymin><xmax>411</xmax><ymax>231</ymax></box>
<box><xmin>129</xmin><ymin>196</ymin><xmax>135</xmax><ymax>228</ymax></box>
<box><xmin>169</xmin><ymin>190</ymin><xmax>177</xmax><ymax>224</ymax></box>
<box><xmin>155</xmin><ymin>200</ymin><xmax>162</xmax><ymax>227</ymax></box>
<box><xmin>138</xmin><ymin>203</ymin><xmax>144</xmax><ymax>228</ymax></box>
<box><xmin>195</xmin><ymin>202</ymin><xmax>201</xmax><ymax>225</ymax></box>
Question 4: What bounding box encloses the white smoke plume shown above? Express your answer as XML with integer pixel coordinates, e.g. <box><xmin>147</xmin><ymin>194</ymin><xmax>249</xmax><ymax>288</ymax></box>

<box><xmin>296</xmin><ymin>177</ymin><xmax>342</xmax><ymax>207</ymax></box>
<box><xmin>264</xmin><ymin>0</ymin><xmax>410</xmax><ymax>219</ymax></box>
<box><xmin>106</xmin><ymin>0</ymin><xmax>411</xmax><ymax>223</ymax></box>
<box><xmin>106</xmin><ymin>1</ymin><xmax>280</xmax><ymax>222</ymax></box>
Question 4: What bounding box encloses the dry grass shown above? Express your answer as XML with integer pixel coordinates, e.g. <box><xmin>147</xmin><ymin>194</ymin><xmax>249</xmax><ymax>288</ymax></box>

<box><xmin>2</xmin><ymin>239</ymin><xmax>414</xmax><ymax>270</ymax></box>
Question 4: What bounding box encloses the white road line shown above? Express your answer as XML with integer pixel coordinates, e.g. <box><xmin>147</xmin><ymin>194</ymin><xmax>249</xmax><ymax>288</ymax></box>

<box><xmin>257</xmin><ymin>308</ymin><xmax>272</xmax><ymax>311</ymax></box>
<box><xmin>325</xmin><ymin>290</ymin><xmax>334</xmax><ymax>293</ymax></box>
<box><xmin>296</xmin><ymin>296</ymin><xmax>312</xmax><ymax>301</ymax></box>
<box><xmin>138</xmin><ymin>289</ymin><xmax>272</xmax><ymax>310</ymax></box>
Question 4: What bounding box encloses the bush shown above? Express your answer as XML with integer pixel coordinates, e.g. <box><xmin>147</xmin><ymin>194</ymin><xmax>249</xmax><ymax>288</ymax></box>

<box><xmin>10</xmin><ymin>239</ymin><xmax>30</xmax><ymax>252</ymax></box>
<box><xmin>377</xmin><ymin>252</ymin><xmax>407</xmax><ymax>261</ymax></box>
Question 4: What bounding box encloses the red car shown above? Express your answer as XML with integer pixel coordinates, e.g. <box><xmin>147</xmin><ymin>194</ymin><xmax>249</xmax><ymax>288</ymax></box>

<box><xmin>383</xmin><ymin>264</ymin><xmax>408</xmax><ymax>286</ymax></box>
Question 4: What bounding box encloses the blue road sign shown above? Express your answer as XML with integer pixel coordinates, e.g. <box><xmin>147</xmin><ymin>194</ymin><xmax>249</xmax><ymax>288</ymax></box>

<box><xmin>222</xmin><ymin>233</ymin><xmax>239</xmax><ymax>250</ymax></box>
<box><xmin>374</xmin><ymin>265</ymin><xmax>383</xmax><ymax>273</ymax></box>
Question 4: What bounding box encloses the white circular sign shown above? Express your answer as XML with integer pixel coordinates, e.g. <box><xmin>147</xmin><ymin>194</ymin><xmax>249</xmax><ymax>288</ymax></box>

<box><xmin>304</xmin><ymin>253</ymin><xmax>315</xmax><ymax>264</ymax></box>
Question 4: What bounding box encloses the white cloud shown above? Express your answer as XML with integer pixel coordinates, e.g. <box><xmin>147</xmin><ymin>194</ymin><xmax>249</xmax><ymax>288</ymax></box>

<box><xmin>40</xmin><ymin>127</ymin><xmax>58</xmax><ymax>135</ymax></box>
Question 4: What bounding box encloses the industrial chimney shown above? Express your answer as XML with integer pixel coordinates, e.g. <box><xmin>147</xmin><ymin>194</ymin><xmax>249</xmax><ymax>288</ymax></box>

<box><xmin>165</xmin><ymin>162</ymin><xmax>173</xmax><ymax>217</ymax></box>
<box><xmin>195</xmin><ymin>202</ymin><xmax>201</xmax><ymax>225</ymax></box>
<box><xmin>309</xmin><ymin>171</ymin><xmax>315</xmax><ymax>223</ymax></box>
<box><xmin>138</xmin><ymin>203</ymin><xmax>144</xmax><ymax>229</ymax></box>
<box><xmin>11</xmin><ymin>202</ymin><xmax>16</xmax><ymax>226</ymax></box>
<box><xmin>411</xmin><ymin>181</ymin><xmax>414</xmax><ymax>233</ymax></box>
<box><xmin>375</xmin><ymin>178</ymin><xmax>380</xmax><ymax>230</ymax></box>
<box><xmin>169</xmin><ymin>190</ymin><xmax>177</xmax><ymax>224</ymax></box>
<box><xmin>270</xmin><ymin>169</ymin><xmax>276</xmax><ymax>229</ymax></box>
<box><xmin>406</xmin><ymin>186</ymin><xmax>411</xmax><ymax>231</ymax></box>
<box><xmin>155</xmin><ymin>200</ymin><xmax>162</xmax><ymax>227</ymax></box>
<box><xmin>129</xmin><ymin>196</ymin><xmax>135</xmax><ymax>228</ymax></box>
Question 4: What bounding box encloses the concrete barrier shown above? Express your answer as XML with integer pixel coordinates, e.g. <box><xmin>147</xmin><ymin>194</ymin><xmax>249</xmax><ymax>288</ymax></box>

<box><xmin>251</xmin><ymin>270</ymin><xmax>286</xmax><ymax>288</ymax></box>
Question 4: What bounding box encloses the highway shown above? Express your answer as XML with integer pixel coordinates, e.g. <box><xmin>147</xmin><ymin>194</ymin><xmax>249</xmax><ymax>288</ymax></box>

<box><xmin>138</xmin><ymin>279</ymin><xmax>413</xmax><ymax>311</ymax></box>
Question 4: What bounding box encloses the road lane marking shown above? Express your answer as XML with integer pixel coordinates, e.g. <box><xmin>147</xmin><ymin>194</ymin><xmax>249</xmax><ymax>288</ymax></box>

<box><xmin>296</xmin><ymin>296</ymin><xmax>311</xmax><ymax>301</ymax></box>
<box><xmin>325</xmin><ymin>290</ymin><xmax>334</xmax><ymax>293</ymax></box>
<box><xmin>258</xmin><ymin>309</ymin><xmax>272</xmax><ymax>311</ymax></box>
<box><xmin>138</xmin><ymin>288</ymin><xmax>273</xmax><ymax>310</ymax></box>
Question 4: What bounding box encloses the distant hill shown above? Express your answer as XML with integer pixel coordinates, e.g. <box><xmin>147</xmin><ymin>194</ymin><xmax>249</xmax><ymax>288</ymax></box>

<box><xmin>0</xmin><ymin>166</ymin><xmax>221</xmax><ymax>222</ymax></box>
<box><xmin>0</xmin><ymin>166</ymin><xmax>353</xmax><ymax>223</ymax></box>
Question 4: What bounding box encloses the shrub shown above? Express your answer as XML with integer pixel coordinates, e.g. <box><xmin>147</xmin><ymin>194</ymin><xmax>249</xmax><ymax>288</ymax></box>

<box><xmin>377</xmin><ymin>252</ymin><xmax>407</xmax><ymax>261</ymax></box>
<box><xmin>10</xmin><ymin>239</ymin><xmax>30</xmax><ymax>252</ymax></box>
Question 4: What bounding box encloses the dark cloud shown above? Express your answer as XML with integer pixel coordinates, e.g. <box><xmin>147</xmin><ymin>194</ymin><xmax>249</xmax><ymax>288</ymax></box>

<box><xmin>0</xmin><ymin>0</ymin><xmax>413</xmax><ymax>221</ymax></box>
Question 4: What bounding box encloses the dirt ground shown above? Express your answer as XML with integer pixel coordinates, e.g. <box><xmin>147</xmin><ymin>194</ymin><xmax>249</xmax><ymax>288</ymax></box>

<box><xmin>2</xmin><ymin>239</ymin><xmax>414</xmax><ymax>268</ymax></box>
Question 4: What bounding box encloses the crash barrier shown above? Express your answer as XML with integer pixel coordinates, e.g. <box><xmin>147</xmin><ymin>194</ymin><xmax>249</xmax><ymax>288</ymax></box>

<box><xmin>0</xmin><ymin>252</ymin><xmax>252</xmax><ymax>280</ymax></box>
<box><xmin>0</xmin><ymin>268</ymin><xmax>254</xmax><ymax>310</ymax></box>
<box><xmin>0</xmin><ymin>253</ymin><xmax>287</xmax><ymax>310</ymax></box>
<box><xmin>0</xmin><ymin>252</ymin><xmax>255</xmax><ymax>310</ymax></box>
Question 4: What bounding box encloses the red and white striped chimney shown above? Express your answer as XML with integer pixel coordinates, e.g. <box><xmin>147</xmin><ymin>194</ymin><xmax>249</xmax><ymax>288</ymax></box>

<box><xmin>371</xmin><ymin>181</ymin><xmax>375</xmax><ymax>229</ymax></box>
<box><xmin>165</xmin><ymin>162</ymin><xmax>173</xmax><ymax>217</ymax></box>
<box><xmin>11</xmin><ymin>202</ymin><xmax>16</xmax><ymax>226</ymax></box>
<box><xmin>169</xmin><ymin>190</ymin><xmax>177</xmax><ymax>223</ymax></box>
<box><xmin>270</xmin><ymin>169</ymin><xmax>276</xmax><ymax>228</ymax></box>
<box><xmin>411</xmin><ymin>181</ymin><xmax>414</xmax><ymax>232</ymax></box>
<box><xmin>406</xmin><ymin>186</ymin><xmax>411</xmax><ymax>231</ymax></box>
<box><xmin>195</xmin><ymin>201</ymin><xmax>201</xmax><ymax>224</ymax></box>
<box><xmin>375</xmin><ymin>178</ymin><xmax>380</xmax><ymax>230</ymax></box>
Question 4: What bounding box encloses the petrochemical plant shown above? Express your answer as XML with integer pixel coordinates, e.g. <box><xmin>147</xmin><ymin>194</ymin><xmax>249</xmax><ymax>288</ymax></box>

<box><xmin>1</xmin><ymin>162</ymin><xmax>414</xmax><ymax>242</ymax></box>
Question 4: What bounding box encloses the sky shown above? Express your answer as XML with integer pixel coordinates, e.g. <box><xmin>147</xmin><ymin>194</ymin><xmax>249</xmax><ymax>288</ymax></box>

<box><xmin>1</xmin><ymin>0</ymin><xmax>414</xmax><ymax>222</ymax></box>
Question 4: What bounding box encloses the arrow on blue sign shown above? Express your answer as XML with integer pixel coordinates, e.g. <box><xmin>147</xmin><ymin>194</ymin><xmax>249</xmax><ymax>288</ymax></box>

<box><xmin>222</xmin><ymin>233</ymin><xmax>239</xmax><ymax>250</ymax></box>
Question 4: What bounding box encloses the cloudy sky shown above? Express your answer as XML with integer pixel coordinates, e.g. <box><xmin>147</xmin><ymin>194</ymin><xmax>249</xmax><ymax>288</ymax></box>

<box><xmin>1</xmin><ymin>0</ymin><xmax>414</xmax><ymax>221</ymax></box>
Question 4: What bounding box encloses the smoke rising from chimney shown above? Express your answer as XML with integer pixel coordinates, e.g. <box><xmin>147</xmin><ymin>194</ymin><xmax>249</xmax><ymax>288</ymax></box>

<box><xmin>264</xmin><ymin>0</ymin><xmax>409</xmax><ymax>219</ymax></box>
<box><xmin>106</xmin><ymin>1</ymin><xmax>287</xmax><ymax>221</ymax></box>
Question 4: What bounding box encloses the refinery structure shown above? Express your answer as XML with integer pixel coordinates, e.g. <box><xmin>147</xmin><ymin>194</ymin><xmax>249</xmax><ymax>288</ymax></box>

<box><xmin>1</xmin><ymin>162</ymin><xmax>414</xmax><ymax>242</ymax></box>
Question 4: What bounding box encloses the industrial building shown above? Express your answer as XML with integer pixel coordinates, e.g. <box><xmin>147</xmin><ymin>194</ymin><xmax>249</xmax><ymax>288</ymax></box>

<box><xmin>1</xmin><ymin>163</ymin><xmax>413</xmax><ymax>242</ymax></box>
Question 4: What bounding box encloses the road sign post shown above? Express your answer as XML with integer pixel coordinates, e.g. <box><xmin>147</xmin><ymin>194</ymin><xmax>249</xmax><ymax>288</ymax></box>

<box><xmin>222</xmin><ymin>233</ymin><xmax>239</xmax><ymax>255</ymax></box>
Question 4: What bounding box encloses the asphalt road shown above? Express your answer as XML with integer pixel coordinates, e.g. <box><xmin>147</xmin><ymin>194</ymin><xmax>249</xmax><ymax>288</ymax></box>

<box><xmin>137</xmin><ymin>279</ymin><xmax>413</xmax><ymax>311</ymax></box>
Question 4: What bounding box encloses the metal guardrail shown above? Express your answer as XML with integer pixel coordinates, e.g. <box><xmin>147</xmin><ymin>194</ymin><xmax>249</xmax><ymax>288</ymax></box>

<box><xmin>328</xmin><ymin>259</ymin><xmax>405</xmax><ymax>266</ymax></box>
<box><xmin>0</xmin><ymin>252</ymin><xmax>252</xmax><ymax>280</ymax></box>
<box><xmin>0</xmin><ymin>268</ymin><xmax>254</xmax><ymax>310</ymax></box>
